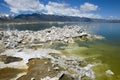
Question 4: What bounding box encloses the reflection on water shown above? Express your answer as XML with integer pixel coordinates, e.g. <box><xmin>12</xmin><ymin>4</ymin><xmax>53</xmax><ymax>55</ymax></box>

<box><xmin>0</xmin><ymin>22</ymin><xmax>97</xmax><ymax>31</ymax></box>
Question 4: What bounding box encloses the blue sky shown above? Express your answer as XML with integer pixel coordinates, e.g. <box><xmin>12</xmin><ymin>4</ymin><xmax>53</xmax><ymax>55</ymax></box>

<box><xmin>0</xmin><ymin>0</ymin><xmax>119</xmax><ymax>19</ymax></box>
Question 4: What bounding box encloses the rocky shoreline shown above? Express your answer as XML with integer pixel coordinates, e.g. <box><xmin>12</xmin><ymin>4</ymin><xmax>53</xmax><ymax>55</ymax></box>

<box><xmin>0</xmin><ymin>25</ymin><xmax>104</xmax><ymax>49</ymax></box>
<box><xmin>0</xmin><ymin>48</ymin><xmax>95</xmax><ymax>80</ymax></box>
<box><xmin>0</xmin><ymin>25</ymin><xmax>105</xmax><ymax>80</ymax></box>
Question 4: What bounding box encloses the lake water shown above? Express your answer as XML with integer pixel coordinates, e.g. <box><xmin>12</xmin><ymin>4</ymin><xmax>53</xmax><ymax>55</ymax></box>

<box><xmin>0</xmin><ymin>22</ymin><xmax>120</xmax><ymax>80</ymax></box>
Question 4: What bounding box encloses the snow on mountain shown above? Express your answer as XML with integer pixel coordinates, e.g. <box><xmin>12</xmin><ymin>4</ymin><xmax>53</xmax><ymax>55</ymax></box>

<box><xmin>0</xmin><ymin>13</ymin><xmax>15</xmax><ymax>19</ymax></box>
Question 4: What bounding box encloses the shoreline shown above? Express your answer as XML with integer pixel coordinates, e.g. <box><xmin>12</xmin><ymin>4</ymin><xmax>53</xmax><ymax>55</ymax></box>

<box><xmin>0</xmin><ymin>25</ymin><xmax>106</xmax><ymax>80</ymax></box>
<box><xmin>0</xmin><ymin>21</ymin><xmax>119</xmax><ymax>27</ymax></box>
<box><xmin>0</xmin><ymin>25</ymin><xmax>104</xmax><ymax>49</ymax></box>
<box><xmin>0</xmin><ymin>48</ymin><xmax>95</xmax><ymax>80</ymax></box>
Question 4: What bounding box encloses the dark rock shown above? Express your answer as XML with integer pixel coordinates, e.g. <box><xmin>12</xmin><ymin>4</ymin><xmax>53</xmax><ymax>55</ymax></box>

<box><xmin>79</xmin><ymin>60</ymin><xmax>88</xmax><ymax>67</ymax></box>
<box><xmin>0</xmin><ymin>55</ymin><xmax>23</xmax><ymax>64</ymax></box>
<box><xmin>5</xmin><ymin>56</ymin><xmax>23</xmax><ymax>64</ymax></box>
<box><xmin>59</xmin><ymin>74</ymin><xmax>74</xmax><ymax>80</ymax></box>
<box><xmin>81</xmin><ymin>76</ymin><xmax>92</xmax><ymax>80</ymax></box>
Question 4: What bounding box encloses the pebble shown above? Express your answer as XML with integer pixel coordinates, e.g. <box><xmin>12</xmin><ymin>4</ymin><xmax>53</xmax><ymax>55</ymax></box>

<box><xmin>106</xmin><ymin>70</ymin><xmax>114</xmax><ymax>75</ymax></box>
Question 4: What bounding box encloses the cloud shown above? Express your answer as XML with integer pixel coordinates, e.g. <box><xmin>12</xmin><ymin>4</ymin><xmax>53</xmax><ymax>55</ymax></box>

<box><xmin>45</xmin><ymin>2</ymin><xmax>80</xmax><ymax>16</ymax></box>
<box><xmin>108</xmin><ymin>16</ymin><xmax>119</xmax><ymax>19</ymax></box>
<box><xmin>79</xmin><ymin>13</ymin><xmax>101</xmax><ymax>18</ymax></box>
<box><xmin>80</xmin><ymin>2</ymin><xmax>98</xmax><ymax>12</ymax></box>
<box><xmin>4</xmin><ymin>0</ymin><xmax>44</xmax><ymax>13</ymax></box>
<box><xmin>4</xmin><ymin>0</ymin><xmax>101</xmax><ymax>18</ymax></box>
<box><xmin>44</xmin><ymin>2</ymin><xmax>101</xmax><ymax>18</ymax></box>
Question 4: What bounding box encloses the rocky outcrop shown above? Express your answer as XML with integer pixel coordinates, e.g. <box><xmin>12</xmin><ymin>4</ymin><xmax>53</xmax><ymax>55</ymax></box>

<box><xmin>0</xmin><ymin>48</ymin><xmax>95</xmax><ymax>80</ymax></box>
<box><xmin>0</xmin><ymin>25</ymin><xmax>105</xmax><ymax>80</ymax></box>
<box><xmin>0</xmin><ymin>25</ymin><xmax>104</xmax><ymax>49</ymax></box>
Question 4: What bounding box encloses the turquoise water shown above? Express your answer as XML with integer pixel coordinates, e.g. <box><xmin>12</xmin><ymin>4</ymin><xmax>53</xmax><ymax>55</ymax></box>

<box><xmin>65</xmin><ymin>23</ymin><xmax>120</xmax><ymax>80</ymax></box>
<box><xmin>84</xmin><ymin>23</ymin><xmax>120</xmax><ymax>80</ymax></box>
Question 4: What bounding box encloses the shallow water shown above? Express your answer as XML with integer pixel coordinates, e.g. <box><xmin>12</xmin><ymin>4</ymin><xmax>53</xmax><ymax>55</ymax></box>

<box><xmin>81</xmin><ymin>23</ymin><xmax>120</xmax><ymax>80</ymax></box>
<box><xmin>45</xmin><ymin>22</ymin><xmax>120</xmax><ymax>80</ymax></box>
<box><xmin>63</xmin><ymin>23</ymin><xmax>120</xmax><ymax>80</ymax></box>
<box><xmin>0</xmin><ymin>22</ymin><xmax>120</xmax><ymax>80</ymax></box>
<box><xmin>75</xmin><ymin>41</ymin><xmax>120</xmax><ymax>80</ymax></box>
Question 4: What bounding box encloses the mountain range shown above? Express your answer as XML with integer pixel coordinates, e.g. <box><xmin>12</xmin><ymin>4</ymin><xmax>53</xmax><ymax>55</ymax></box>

<box><xmin>0</xmin><ymin>13</ymin><xmax>120</xmax><ymax>23</ymax></box>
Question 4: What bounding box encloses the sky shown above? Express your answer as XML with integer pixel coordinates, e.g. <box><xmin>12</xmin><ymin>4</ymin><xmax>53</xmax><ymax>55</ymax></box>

<box><xmin>0</xmin><ymin>0</ymin><xmax>120</xmax><ymax>19</ymax></box>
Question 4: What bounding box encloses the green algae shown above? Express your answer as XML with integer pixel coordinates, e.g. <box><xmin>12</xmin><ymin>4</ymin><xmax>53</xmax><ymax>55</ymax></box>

<box><xmin>58</xmin><ymin>40</ymin><xmax>120</xmax><ymax>80</ymax></box>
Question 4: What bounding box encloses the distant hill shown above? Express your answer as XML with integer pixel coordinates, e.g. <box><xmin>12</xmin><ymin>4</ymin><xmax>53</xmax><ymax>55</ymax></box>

<box><xmin>0</xmin><ymin>13</ymin><xmax>120</xmax><ymax>23</ymax></box>
<box><xmin>14</xmin><ymin>13</ymin><xmax>93</xmax><ymax>22</ymax></box>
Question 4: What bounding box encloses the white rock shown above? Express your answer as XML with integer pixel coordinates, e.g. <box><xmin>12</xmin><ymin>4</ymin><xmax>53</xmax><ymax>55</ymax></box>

<box><xmin>106</xmin><ymin>70</ymin><xmax>114</xmax><ymax>75</ymax></box>
<box><xmin>41</xmin><ymin>76</ymin><xmax>59</xmax><ymax>80</ymax></box>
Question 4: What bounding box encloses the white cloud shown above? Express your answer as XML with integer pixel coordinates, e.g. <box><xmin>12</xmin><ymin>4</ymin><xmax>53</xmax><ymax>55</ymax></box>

<box><xmin>44</xmin><ymin>2</ymin><xmax>101</xmax><ymax>18</ymax></box>
<box><xmin>45</xmin><ymin>2</ymin><xmax>80</xmax><ymax>16</ymax></box>
<box><xmin>79</xmin><ymin>13</ymin><xmax>101</xmax><ymax>18</ymax></box>
<box><xmin>4</xmin><ymin>0</ymin><xmax>44</xmax><ymax>13</ymax></box>
<box><xmin>80</xmin><ymin>2</ymin><xmax>98</xmax><ymax>12</ymax></box>
<box><xmin>108</xmin><ymin>16</ymin><xmax>119</xmax><ymax>19</ymax></box>
<box><xmin>4</xmin><ymin>0</ymin><xmax>101</xmax><ymax>18</ymax></box>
